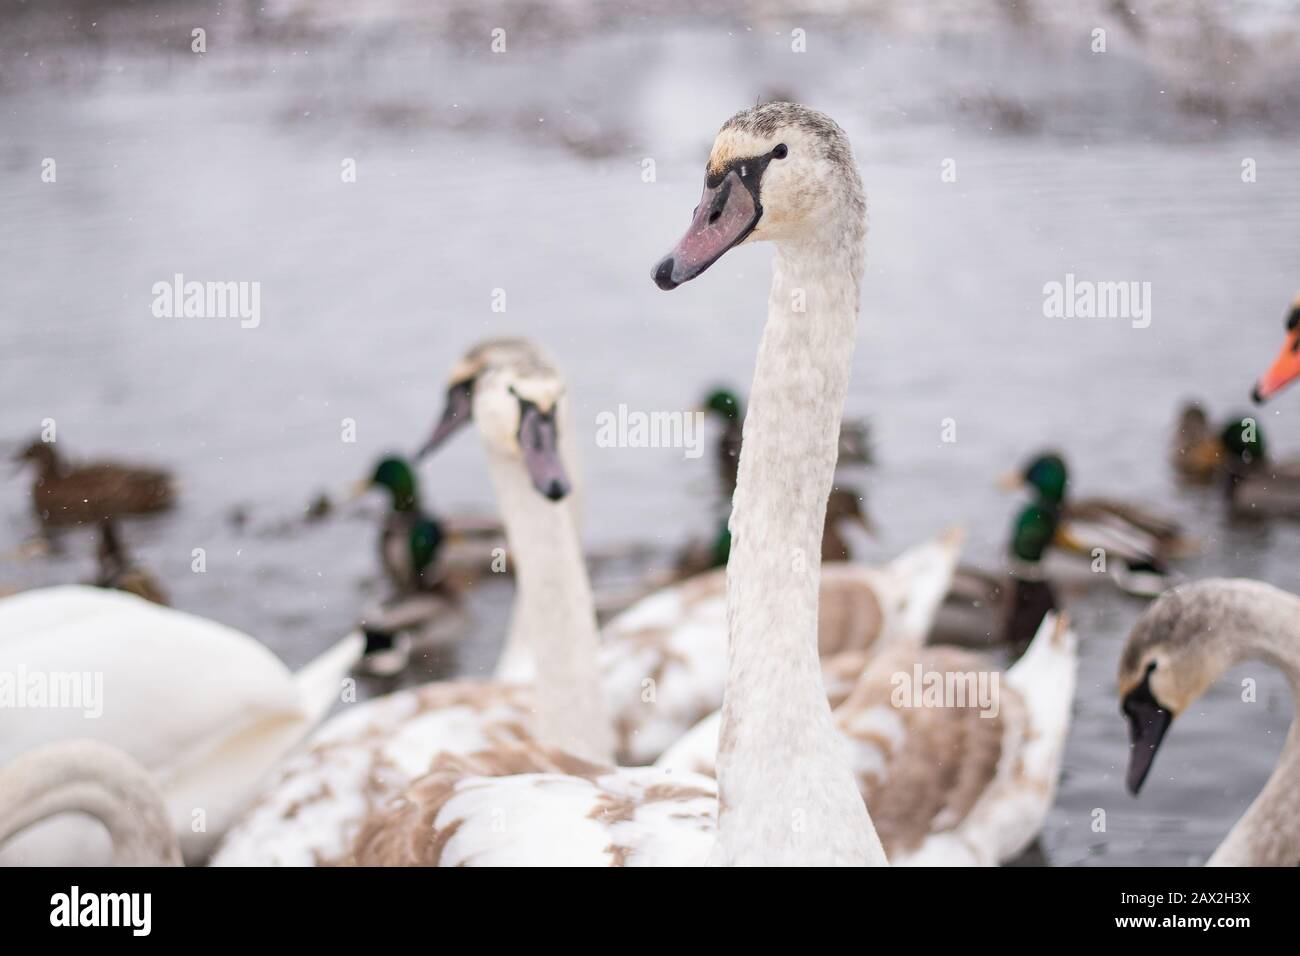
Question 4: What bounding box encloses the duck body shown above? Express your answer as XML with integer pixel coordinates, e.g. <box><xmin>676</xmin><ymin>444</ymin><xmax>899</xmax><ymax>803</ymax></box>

<box><xmin>0</xmin><ymin>586</ymin><xmax>362</xmax><ymax>864</ymax></box>
<box><xmin>17</xmin><ymin>441</ymin><xmax>175</xmax><ymax>527</ymax></box>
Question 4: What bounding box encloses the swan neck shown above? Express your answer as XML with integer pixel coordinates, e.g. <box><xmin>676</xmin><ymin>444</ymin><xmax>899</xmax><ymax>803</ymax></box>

<box><xmin>0</xmin><ymin>745</ymin><xmax>179</xmax><ymax>866</ymax></box>
<box><xmin>712</xmin><ymin>234</ymin><xmax>885</xmax><ymax>865</ymax></box>
<box><xmin>485</xmin><ymin>451</ymin><xmax>613</xmax><ymax>764</ymax></box>
<box><xmin>1206</xmin><ymin>584</ymin><xmax>1300</xmax><ymax>865</ymax></box>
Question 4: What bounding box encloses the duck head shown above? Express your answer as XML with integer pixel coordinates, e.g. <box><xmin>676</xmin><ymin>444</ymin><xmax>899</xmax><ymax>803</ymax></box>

<box><xmin>1251</xmin><ymin>294</ymin><xmax>1300</xmax><ymax>403</ymax></box>
<box><xmin>700</xmin><ymin>387</ymin><xmax>742</xmax><ymax>422</ymax></box>
<box><xmin>1002</xmin><ymin>453</ymin><xmax>1068</xmax><ymax>505</ymax></box>
<box><xmin>367</xmin><ymin>457</ymin><xmax>419</xmax><ymax>512</ymax></box>
<box><xmin>652</xmin><ymin>102</ymin><xmax>865</xmax><ymax>290</ymax></box>
<box><xmin>419</xmin><ymin>341</ymin><xmax>571</xmax><ymax>502</ymax></box>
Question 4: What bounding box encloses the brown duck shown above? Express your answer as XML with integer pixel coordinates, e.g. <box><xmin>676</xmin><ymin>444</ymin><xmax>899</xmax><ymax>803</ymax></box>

<box><xmin>15</xmin><ymin>440</ymin><xmax>175</xmax><ymax>526</ymax></box>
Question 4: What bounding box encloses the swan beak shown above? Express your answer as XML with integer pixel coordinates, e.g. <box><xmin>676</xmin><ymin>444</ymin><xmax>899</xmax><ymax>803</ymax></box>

<box><xmin>1122</xmin><ymin>673</ymin><xmax>1173</xmax><ymax>795</ymax></box>
<box><xmin>653</xmin><ymin>170</ymin><xmax>760</xmax><ymax>290</ymax></box>
<box><xmin>1252</xmin><ymin>328</ymin><xmax>1300</xmax><ymax>403</ymax></box>
<box><xmin>518</xmin><ymin>403</ymin><xmax>571</xmax><ymax>502</ymax></box>
<box><xmin>418</xmin><ymin>381</ymin><xmax>474</xmax><ymax>459</ymax></box>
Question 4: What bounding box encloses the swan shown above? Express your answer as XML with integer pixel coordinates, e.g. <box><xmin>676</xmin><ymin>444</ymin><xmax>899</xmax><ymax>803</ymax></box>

<box><xmin>347</xmin><ymin>102</ymin><xmax>898</xmax><ymax>866</ymax></box>
<box><xmin>210</xmin><ymin>342</ymin><xmax>611</xmax><ymax>866</ymax></box>
<box><xmin>0</xmin><ymin>586</ymin><xmax>362</xmax><ymax>864</ymax></box>
<box><xmin>0</xmin><ymin>739</ymin><xmax>181</xmax><ymax>866</ymax></box>
<box><xmin>1250</xmin><ymin>292</ymin><xmax>1300</xmax><ymax>403</ymax></box>
<box><xmin>1120</xmin><ymin>578</ymin><xmax>1300</xmax><ymax>866</ymax></box>
<box><xmin>656</xmin><ymin>612</ymin><xmax>1077</xmax><ymax>865</ymax></box>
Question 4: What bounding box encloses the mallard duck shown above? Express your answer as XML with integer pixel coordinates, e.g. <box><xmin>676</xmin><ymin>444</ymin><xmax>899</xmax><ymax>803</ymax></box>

<box><xmin>361</xmin><ymin>456</ymin><xmax>448</xmax><ymax>595</ymax></box>
<box><xmin>936</xmin><ymin>498</ymin><xmax>1061</xmax><ymax>651</ymax></box>
<box><xmin>1004</xmin><ymin>452</ymin><xmax>1192</xmax><ymax>596</ymax></box>
<box><xmin>699</xmin><ymin>386</ymin><xmax>873</xmax><ymax>500</ymax></box>
<box><xmin>14</xmin><ymin>440</ymin><xmax>175</xmax><ymax>527</ymax></box>
<box><xmin>93</xmin><ymin>520</ymin><xmax>168</xmax><ymax>606</ymax></box>
<box><xmin>1217</xmin><ymin>414</ymin><xmax>1300</xmax><ymax>518</ymax></box>
<box><xmin>1250</xmin><ymin>292</ymin><xmax>1300</xmax><ymax>403</ymax></box>
<box><xmin>1169</xmin><ymin>401</ymin><xmax>1225</xmax><ymax>484</ymax></box>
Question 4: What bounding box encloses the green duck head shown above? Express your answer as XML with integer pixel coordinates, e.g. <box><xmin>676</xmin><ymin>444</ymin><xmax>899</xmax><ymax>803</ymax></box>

<box><xmin>1219</xmin><ymin>415</ymin><xmax>1267</xmax><ymax>467</ymax></box>
<box><xmin>701</xmin><ymin>388</ymin><xmax>742</xmax><ymax>422</ymax></box>
<box><xmin>369</xmin><ymin>456</ymin><xmax>419</xmax><ymax>512</ymax></box>
<box><xmin>1019</xmin><ymin>453</ymin><xmax>1068</xmax><ymax>505</ymax></box>
<box><xmin>1010</xmin><ymin>501</ymin><xmax>1060</xmax><ymax>563</ymax></box>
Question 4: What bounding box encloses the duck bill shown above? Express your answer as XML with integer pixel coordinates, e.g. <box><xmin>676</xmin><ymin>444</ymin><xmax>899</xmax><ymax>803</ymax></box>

<box><xmin>652</xmin><ymin>170</ymin><xmax>760</xmax><ymax>290</ymax></box>
<box><xmin>417</xmin><ymin>381</ymin><xmax>474</xmax><ymax>458</ymax></box>
<box><xmin>1122</xmin><ymin>678</ymin><xmax>1174</xmax><ymax>795</ymax></box>
<box><xmin>1252</xmin><ymin>332</ymin><xmax>1300</xmax><ymax>403</ymax></box>
<box><xmin>518</xmin><ymin>403</ymin><xmax>571</xmax><ymax>502</ymax></box>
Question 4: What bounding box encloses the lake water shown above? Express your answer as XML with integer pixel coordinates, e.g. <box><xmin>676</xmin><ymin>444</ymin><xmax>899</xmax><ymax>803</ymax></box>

<box><xmin>2</xmin><ymin>1</ymin><xmax>1299</xmax><ymax>866</ymax></box>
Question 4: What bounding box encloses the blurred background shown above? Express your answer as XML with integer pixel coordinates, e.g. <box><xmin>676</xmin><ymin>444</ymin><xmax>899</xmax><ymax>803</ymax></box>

<box><xmin>3</xmin><ymin>0</ymin><xmax>1300</xmax><ymax>865</ymax></box>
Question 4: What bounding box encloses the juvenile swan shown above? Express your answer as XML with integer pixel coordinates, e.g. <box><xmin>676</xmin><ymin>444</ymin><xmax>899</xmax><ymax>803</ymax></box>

<box><xmin>351</xmin><ymin>103</ymin><xmax>889</xmax><ymax>866</ymax></box>
<box><xmin>1120</xmin><ymin>578</ymin><xmax>1300</xmax><ymax>866</ymax></box>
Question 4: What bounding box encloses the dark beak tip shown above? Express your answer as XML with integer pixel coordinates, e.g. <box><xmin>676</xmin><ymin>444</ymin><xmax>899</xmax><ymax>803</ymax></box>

<box><xmin>1251</xmin><ymin>385</ymin><xmax>1264</xmax><ymax>405</ymax></box>
<box><xmin>652</xmin><ymin>257</ymin><xmax>679</xmax><ymax>291</ymax></box>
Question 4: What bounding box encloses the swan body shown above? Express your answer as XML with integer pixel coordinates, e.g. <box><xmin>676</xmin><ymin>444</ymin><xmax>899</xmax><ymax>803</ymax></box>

<box><xmin>0</xmin><ymin>739</ymin><xmax>182</xmax><ymax>867</ymax></box>
<box><xmin>602</xmin><ymin>527</ymin><xmax>964</xmax><ymax>764</ymax></box>
<box><xmin>658</xmin><ymin>613</ymin><xmax>1077</xmax><ymax>865</ymax></box>
<box><xmin>0</xmin><ymin>586</ymin><xmax>359</xmax><ymax>864</ymax></box>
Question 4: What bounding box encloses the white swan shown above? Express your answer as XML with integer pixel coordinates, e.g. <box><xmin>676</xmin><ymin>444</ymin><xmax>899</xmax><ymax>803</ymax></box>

<box><xmin>347</xmin><ymin>102</ymin><xmax>893</xmax><ymax>866</ymax></box>
<box><xmin>657</xmin><ymin>612</ymin><xmax>1077</xmax><ymax>865</ymax></box>
<box><xmin>0</xmin><ymin>586</ymin><xmax>360</xmax><ymax>865</ymax></box>
<box><xmin>211</xmin><ymin>343</ymin><xmax>610</xmax><ymax>866</ymax></box>
<box><xmin>213</xmin><ymin>335</ymin><xmax>955</xmax><ymax>864</ymax></box>
<box><xmin>1120</xmin><ymin>578</ymin><xmax>1300</xmax><ymax>866</ymax></box>
<box><xmin>0</xmin><ymin>739</ymin><xmax>181</xmax><ymax>866</ymax></box>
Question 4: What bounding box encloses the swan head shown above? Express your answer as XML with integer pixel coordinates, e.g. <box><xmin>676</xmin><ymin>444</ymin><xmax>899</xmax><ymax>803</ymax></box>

<box><xmin>1250</xmin><ymin>293</ymin><xmax>1300</xmax><ymax>403</ymax></box>
<box><xmin>1118</xmin><ymin>580</ymin><xmax>1254</xmax><ymax>795</ymax></box>
<box><xmin>653</xmin><ymin>102</ymin><xmax>865</xmax><ymax>290</ymax></box>
<box><xmin>418</xmin><ymin>340</ymin><xmax>571</xmax><ymax>502</ymax></box>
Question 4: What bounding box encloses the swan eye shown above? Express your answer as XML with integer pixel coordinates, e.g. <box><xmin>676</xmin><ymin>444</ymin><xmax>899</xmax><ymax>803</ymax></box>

<box><xmin>772</xmin><ymin>144</ymin><xmax>788</xmax><ymax>159</ymax></box>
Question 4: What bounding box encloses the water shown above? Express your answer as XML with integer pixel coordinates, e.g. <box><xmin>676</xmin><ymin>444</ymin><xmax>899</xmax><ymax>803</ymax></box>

<box><xmin>2</xmin><ymin>2</ymin><xmax>1299</xmax><ymax>866</ymax></box>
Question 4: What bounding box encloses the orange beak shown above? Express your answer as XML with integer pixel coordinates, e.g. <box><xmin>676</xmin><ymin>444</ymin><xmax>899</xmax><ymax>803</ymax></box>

<box><xmin>1252</xmin><ymin>327</ymin><xmax>1300</xmax><ymax>404</ymax></box>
